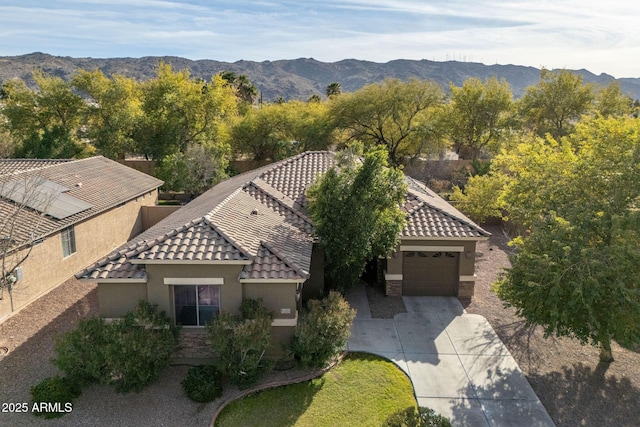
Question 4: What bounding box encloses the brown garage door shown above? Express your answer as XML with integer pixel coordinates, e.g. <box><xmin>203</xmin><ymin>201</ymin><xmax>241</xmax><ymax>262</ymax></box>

<box><xmin>402</xmin><ymin>251</ymin><xmax>459</xmax><ymax>296</ymax></box>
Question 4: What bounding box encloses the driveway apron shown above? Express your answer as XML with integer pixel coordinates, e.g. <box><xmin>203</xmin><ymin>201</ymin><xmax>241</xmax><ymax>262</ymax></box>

<box><xmin>346</xmin><ymin>286</ymin><xmax>555</xmax><ymax>426</ymax></box>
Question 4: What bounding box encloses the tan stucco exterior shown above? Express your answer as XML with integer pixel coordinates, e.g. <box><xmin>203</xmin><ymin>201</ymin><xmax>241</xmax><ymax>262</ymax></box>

<box><xmin>0</xmin><ymin>190</ymin><xmax>157</xmax><ymax>322</ymax></box>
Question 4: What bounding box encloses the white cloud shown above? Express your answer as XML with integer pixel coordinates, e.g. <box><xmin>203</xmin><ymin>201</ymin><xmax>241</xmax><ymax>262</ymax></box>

<box><xmin>0</xmin><ymin>0</ymin><xmax>638</xmax><ymax>77</ymax></box>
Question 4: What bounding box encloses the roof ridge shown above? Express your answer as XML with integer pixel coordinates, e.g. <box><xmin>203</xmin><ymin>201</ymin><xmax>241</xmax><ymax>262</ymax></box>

<box><xmin>202</xmin><ymin>217</ymin><xmax>254</xmax><ymax>261</ymax></box>
<box><xmin>260</xmin><ymin>240</ymin><xmax>309</xmax><ymax>279</ymax></box>
<box><xmin>246</xmin><ymin>180</ymin><xmax>314</xmax><ymax>227</ymax></box>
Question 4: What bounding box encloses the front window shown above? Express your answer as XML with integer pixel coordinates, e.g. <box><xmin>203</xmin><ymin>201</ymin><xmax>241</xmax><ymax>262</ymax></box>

<box><xmin>61</xmin><ymin>226</ymin><xmax>76</xmax><ymax>258</ymax></box>
<box><xmin>174</xmin><ymin>285</ymin><xmax>220</xmax><ymax>326</ymax></box>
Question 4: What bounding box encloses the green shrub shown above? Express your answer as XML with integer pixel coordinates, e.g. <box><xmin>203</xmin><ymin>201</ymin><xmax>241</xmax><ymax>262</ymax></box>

<box><xmin>181</xmin><ymin>365</ymin><xmax>223</xmax><ymax>402</ymax></box>
<box><xmin>30</xmin><ymin>376</ymin><xmax>81</xmax><ymax>419</ymax></box>
<box><xmin>289</xmin><ymin>291</ymin><xmax>356</xmax><ymax>368</ymax></box>
<box><xmin>208</xmin><ymin>299</ymin><xmax>274</xmax><ymax>389</ymax></box>
<box><xmin>383</xmin><ymin>406</ymin><xmax>452</xmax><ymax>427</ymax></box>
<box><xmin>53</xmin><ymin>300</ymin><xmax>179</xmax><ymax>393</ymax></box>
<box><xmin>53</xmin><ymin>317</ymin><xmax>109</xmax><ymax>386</ymax></box>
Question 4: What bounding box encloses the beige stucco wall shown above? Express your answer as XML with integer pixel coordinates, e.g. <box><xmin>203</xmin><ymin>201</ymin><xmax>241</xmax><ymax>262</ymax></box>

<box><xmin>243</xmin><ymin>282</ymin><xmax>298</xmax><ymax>320</ymax></box>
<box><xmin>145</xmin><ymin>263</ymin><xmax>245</xmax><ymax>321</ymax></box>
<box><xmin>0</xmin><ymin>191</ymin><xmax>157</xmax><ymax>322</ymax></box>
<box><xmin>141</xmin><ymin>205</ymin><xmax>181</xmax><ymax>231</ymax></box>
<box><xmin>98</xmin><ymin>282</ymin><xmax>148</xmax><ymax>318</ymax></box>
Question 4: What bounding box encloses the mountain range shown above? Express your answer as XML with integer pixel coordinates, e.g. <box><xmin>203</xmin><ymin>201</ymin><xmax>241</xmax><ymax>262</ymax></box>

<box><xmin>1</xmin><ymin>52</ymin><xmax>639</xmax><ymax>102</ymax></box>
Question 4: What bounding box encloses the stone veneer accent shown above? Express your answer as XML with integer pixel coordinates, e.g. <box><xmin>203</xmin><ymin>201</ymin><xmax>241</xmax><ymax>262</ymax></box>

<box><xmin>385</xmin><ymin>280</ymin><xmax>403</xmax><ymax>297</ymax></box>
<box><xmin>458</xmin><ymin>281</ymin><xmax>475</xmax><ymax>299</ymax></box>
<box><xmin>175</xmin><ymin>331</ymin><xmax>215</xmax><ymax>360</ymax></box>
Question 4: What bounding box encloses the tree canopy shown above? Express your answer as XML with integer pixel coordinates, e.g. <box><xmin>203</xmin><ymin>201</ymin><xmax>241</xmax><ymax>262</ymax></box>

<box><xmin>492</xmin><ymin>116</ymin><xmax>640</xmax><ymax>362</ymax></box>
<box><xmin>329</xmin><ymin>78</ymin><xmax>446</xmax><ymax>166</ymax></box>
<box><xmin>444</xmin><ymin>76</ymin><xmax>513</xmax><ymax>160</ymax></box>
<box><xmin>307</xmin><ymin>146</ymin><xmax>407</xmax><ymax>292</ymax></box>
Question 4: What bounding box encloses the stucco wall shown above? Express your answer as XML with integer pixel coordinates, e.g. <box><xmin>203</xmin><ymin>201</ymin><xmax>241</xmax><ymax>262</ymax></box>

<box><xmin>98</xmin><ymin>282</ymin><xmax>148</xmax><ymax>318</ymax></box>
<box><xmin>243</xmin><ymin>282</ymin><xmax>297</xmax><ymax>320</ymax></box>
<box><xmin>145</xmin><ymin>263</ymin><xmax>245</xmax><ymax>320</ymax></box>
<box><xmin>0</xmin><ymin>191</ymin><xmax>157</xmax><ymax>322</ymax></box>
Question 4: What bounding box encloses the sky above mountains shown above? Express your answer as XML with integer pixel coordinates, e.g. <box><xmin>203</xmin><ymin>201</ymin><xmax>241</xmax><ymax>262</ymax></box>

<box><xmin>1</xmin><ymin>0</ymin><xmax>638</xmax><ymax>78</ymax></box>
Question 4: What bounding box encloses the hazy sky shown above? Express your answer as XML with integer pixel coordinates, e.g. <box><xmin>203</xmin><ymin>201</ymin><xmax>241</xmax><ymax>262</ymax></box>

<box><xmin>1</xmin><ymin>0</ymin><xmax>638</xmax><ymax>78</ymax></box>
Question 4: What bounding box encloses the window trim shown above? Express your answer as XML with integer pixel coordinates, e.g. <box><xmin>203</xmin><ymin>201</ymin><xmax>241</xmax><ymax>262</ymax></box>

<box><xmin>61</xmin><ymin>225</ymin><xmax>76</xmax><ymax>258</ymax></box>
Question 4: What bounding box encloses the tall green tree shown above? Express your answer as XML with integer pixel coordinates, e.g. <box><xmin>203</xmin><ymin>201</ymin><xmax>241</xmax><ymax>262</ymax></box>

<box><xmin>518</xmin><ymin>69</ymin><xmax>594</xmax><ymax>139</ymax></box>
<box><xmin>593</xmin><ymin>81</ymin><xmax>633</xmax><ymax>117</ymax></box>
<box><xmin>307</xmin><ymin>146</ymin><xmax>407</xmax><ymax>292</ymax></box>
<box><xmin>444</xmin><ymin>77</ymin><xmax>513</xmax><ymax>160</ymax></box>
<box><xmin>494</xmin><ymin>116</ymin><xmax>640</xmax><ymax>362</ymax></box>
<box><xmin>136</xmin><ymin>63</ymin><xmax>237</xmax><ymax>161</ymax></box>
<box><xmin>329</xmin><ymin>78</ymin><xmax>446</xmax><ymax>165</ymax></box>
<box><xmin>72</xmin><ymin>69</ymin><xmax>142</xmax><ymax>159</ymax></box>
<box><xmin>1</xmin><ymin>72</ymin><xmax>92</xmax><ymax>158</ymax></box>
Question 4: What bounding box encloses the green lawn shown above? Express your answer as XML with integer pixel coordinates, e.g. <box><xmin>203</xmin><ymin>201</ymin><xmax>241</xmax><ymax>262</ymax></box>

<box><xmin>215</xmin><ymin>353</ymin><xmax>417</xmax><ymax>427</ymax></box>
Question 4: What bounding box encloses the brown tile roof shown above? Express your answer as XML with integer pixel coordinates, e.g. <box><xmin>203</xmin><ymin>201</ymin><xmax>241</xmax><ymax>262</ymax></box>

<box><xmin>0</xmin><ymin>156</ymin><xmax>162</xmax><ymax>247</ymax></box>
<box><xmin>78</xmin><ymin>151</ymin><xmax>488</xmax><ymax>282</ymax></box>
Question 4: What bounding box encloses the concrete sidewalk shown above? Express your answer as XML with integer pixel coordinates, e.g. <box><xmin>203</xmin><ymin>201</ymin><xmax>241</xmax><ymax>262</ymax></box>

<box><xmin>346</xmin><ymin>285</ymin><xmax>555</xmax><ymax>426</ymax></box>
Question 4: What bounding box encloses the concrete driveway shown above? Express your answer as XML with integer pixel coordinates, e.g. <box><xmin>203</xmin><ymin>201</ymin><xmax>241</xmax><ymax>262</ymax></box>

<box><xmin>346</xmin><ymin>285</ymin><xmax>555</xmax><ymax>426</ymax></box>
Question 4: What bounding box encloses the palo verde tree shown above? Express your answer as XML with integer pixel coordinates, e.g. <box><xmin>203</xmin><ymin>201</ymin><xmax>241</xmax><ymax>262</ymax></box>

<box><xmin>72</xmin><ymin>69</ymin><xmax>143</xmax><ymax>159</ymax></box>
<box><xmin>493</xmin><ymin>116</ymin><xmax>640</xmax><ymax>362</ymax></box>
<box><xmin>518</xmin><ymin>68</ymin><xmax>594</xmax><ymax>139</ymax></box>
<box><xmin>1</xmin><ymin>72</ymin><xmax>93</xmax><ymax>158</ymax></box>
<box><xmin>329</xmin><ymin>78</ymin><xmax>446</xmax><ymax>166</ymax></box>
<box><xmin>443</xmin><ymin>76</ymin><xmax>513</xmax><ymax>160</ymax></box>
<box><xmin>307</xmin><ymin>146</ymin><xmax>407</xmax><ymax>292</ymax></box>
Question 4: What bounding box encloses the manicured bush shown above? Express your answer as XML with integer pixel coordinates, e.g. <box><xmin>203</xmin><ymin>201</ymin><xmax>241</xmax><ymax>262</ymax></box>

<box><xmin>181</xmin><ymin>365</ymin><xmax>223</xmax><ymax>402</ymax></box>
<box><xmin>53</xmin><ymin>300</ymin><xmax>179</xmax><ymax>393</ymax></box>
<box><xmin>208</xmin><ymin>299</ymin><xmax>274</xmax><ymax>389</ymax></box>
<box><xmin>30</xmin><ymin>376</ymin><xmax>81</xmax><ymax>419</ymax></box>
<box><xmin>289</xmin><ymin>291</ymin><xmax>356</xmax><ymax>368</ymax></box>
<box><xmin>383</xmin><ymin>406</ymin><xmax>452</xmax><ymax>427</ymax></box>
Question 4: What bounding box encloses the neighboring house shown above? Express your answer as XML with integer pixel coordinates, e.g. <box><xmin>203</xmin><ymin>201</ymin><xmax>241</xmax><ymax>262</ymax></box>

<box><xmin>77</xmin><ymin>151</ymin><xmax>489</xmax><ymax>361</ymax></box>
<box><xmin>0</xmin><ymin>157</ymin><xmax>162</xmax><ymax>323</ymax></box>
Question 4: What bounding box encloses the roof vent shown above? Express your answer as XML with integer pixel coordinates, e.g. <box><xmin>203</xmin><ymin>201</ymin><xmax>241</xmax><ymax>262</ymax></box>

<box><xmin>76</xmin><ymin>182</ymin><xmax>82</xmax><ymax>187</ymax></box>
<box><xmin>251</xmin><ymin>209</ymin><xmax>258</xmax><ymax>215</ymax></box>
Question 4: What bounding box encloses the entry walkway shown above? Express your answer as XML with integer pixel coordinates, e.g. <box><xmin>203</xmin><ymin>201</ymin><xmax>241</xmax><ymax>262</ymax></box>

<box><xmin>346</xmin><ymin>285</ymin><xmax>555</xmax><ymax>426</ymax></box>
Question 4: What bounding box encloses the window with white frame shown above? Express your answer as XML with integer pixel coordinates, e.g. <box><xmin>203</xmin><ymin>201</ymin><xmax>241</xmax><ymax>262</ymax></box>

<box><xmin>61</xmin><ymin>226</ymin><xmax>76</xmax><ymax>258</ymax></box>
<box><xmin>173</xmin><ymin>285</ymin><xmax>220</xmax><ymax>326</ymax></box>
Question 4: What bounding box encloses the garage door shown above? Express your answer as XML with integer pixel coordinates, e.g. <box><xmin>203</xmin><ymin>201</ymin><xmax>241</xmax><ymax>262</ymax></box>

<box><xmin>402</xmin><ymin>251</ymin><xmax>459</xmax><ymax>296</ymax></box>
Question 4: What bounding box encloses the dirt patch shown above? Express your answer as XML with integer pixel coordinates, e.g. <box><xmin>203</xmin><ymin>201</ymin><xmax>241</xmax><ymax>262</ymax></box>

<box><xmin>464</xmin><ymin>225</ymin><xmax>640</xmax><ymax>427</ymax></box>
<box><xmin>365</xmin><ymin>282</ymin><xmax>407</xmax><ymax>319</ymax></box>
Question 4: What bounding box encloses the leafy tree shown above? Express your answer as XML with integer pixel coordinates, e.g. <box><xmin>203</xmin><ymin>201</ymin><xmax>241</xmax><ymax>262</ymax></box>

<box><xmin>1</xmin><ymin>72</ymin><xmax>92</xmax><ymax>158</ymax></box>
<box><xmin>326</xmin><ymin>82</ymin><xmax>342</xmax><ymax>98</ymax></box>
<box><xmin>230</xmin><ymin>103</ymin><xmax>291</xmax><ymax>161</ymax></box>
<box><xmin>593</xmin><ymin>81</ymin><xmax>633</xmax><ymax>117</ymax></box>
<box><xmin>308</xmin><ymin>94</ymin><xmax>322</xmax><ymax>103</ymax></box>
<box><xmin>72</xmin><ymin>69</ymin><xmax>142</xmax><ymax>159</ymax></box>
<box><xmin>230</xmin><ymin>100</ymin><xmax>333</xmax><ymax>160</ymax></box>
<box><xmin>329</xmin><ymin>78</ymin><xmax>445</xmax><ymax>165</ymax></box>
<box><xmin>136</xmin><ymin>63</ymin><xmax>237</xmax><ymax>161</ymax></box>
<box><xmin>444</xmin><ymin>77</ymin><xmax>513</xmax><ymax>160</ymax></box>
<box><xmin>449</xmin><ymin>173</ymin><xmax>503</xmax><ymax>223</ymax></box>
<box><xmin>156</xmin><ymin>142</ymin><xmax>228</xmax><ymax>198</ymax></box>
<box><xmin>307</xmin><ymin>146</ymin><xmax>407</xmax><ymax>292</ymax></box>
<box><xmin>494</xmin><ymin>116</ymin><xmax>640</xmax><ymax>362</ymax></box>
<box><xmin>518</xmin><ymin>69</ymin><xmax>594</xmax><ymax>139</ymax></box>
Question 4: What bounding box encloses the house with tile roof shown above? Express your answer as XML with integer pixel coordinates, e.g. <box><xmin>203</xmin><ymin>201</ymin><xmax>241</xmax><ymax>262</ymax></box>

<box><xmin>0</xmin><ymin>156</ymin><xmax>163</xmax><ymax>322</ymax></box>
<box><xmin>77</xmin><ymin>151</ymin><xmax>489</xmax><ymax>360</ymax></box>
